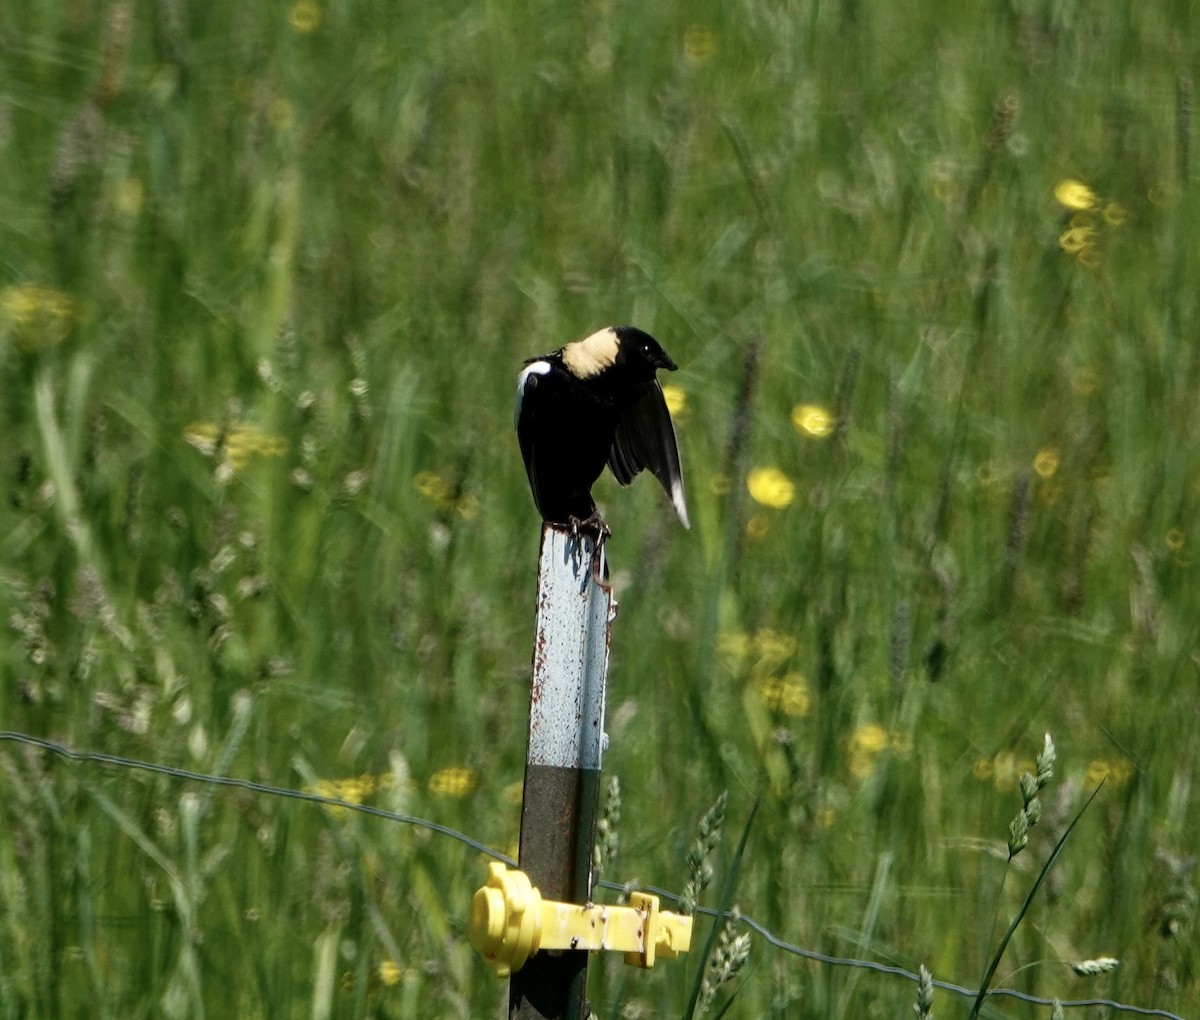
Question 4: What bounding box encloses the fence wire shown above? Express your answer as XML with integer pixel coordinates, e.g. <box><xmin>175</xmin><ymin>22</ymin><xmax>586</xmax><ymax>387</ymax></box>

<box><xmin>0</xmin><ymin>730</ymin><xmax>1186</xmax><ymax>1020</ymax></box>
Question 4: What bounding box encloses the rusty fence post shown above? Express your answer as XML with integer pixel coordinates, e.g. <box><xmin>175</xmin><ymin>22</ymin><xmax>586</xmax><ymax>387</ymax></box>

<box><xmin>509</xmin><ymin>524</ymin><xmax>616</xmax><ymax>1020</ymax></box>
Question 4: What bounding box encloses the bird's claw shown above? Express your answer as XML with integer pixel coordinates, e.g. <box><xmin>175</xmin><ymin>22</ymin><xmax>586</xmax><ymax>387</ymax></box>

<box><xmin>566</xmin><ymin>513</ymin><xmax>611</xmax><ymax>582</ymax></box>
<box><xmin>567</xmin><ymin>511</ymin><xmax>611</xmax><ymax>543</ymax></box>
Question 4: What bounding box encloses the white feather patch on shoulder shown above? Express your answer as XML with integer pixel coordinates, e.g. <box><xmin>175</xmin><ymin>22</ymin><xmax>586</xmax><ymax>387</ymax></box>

<box><xmin>560</xmin><ymin>327</ymin><xmax>619</xmax><ymax>379</ymax></box>
<box><xmin>514</xmin><ymin>360</ymin><xmax>552</xmax><ymax>427</ymax></box>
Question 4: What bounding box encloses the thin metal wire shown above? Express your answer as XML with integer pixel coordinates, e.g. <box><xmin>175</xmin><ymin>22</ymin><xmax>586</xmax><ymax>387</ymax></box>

<box><xmin>0</xmin><ymin>730</ymin><xmax>516</xmax><ymax>865</ymax></box>
<box><xmin>601</xmin><ymin>881</ymin><xmax>1186</xmax><ymax>1019</ymax></box>
<box><xmin>0</xmin><ymin>730</ymin><xmax>1186</xmax><ymax>1020</ymax></box>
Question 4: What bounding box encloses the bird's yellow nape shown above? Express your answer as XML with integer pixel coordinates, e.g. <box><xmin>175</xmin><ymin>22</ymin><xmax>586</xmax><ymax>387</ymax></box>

<box><xmin>560</xmin><ymin>327</ymin><xmax>620</xmax><ymax>379</ymax></box>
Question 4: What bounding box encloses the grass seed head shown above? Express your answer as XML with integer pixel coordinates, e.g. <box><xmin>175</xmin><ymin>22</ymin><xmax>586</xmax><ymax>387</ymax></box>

<box><xmin>913</xmin><ymin>963</ymin><xmax>935</xmax><ymax>1019</ymax></box>
<box><xmin>592</xmin><ymin>775</ymin><xmax>621</xmax><ymax>880</ymax></box>
<box><xmin>1070</xmin><ymin>956</ymin><xmax>1120</xmax><ymax>977</ymax></box>
<box><xmin>697</xmin><ymin>906</ymin><xmax>751</xmax><ymax>1018</ymax></box>
<box><xmin>1008</xmin><ymin>811</ymin><xmax>1030</xmax><ymax>858</ymax></box>
<box><xmin>1036</xmin><ymin>733</ymin><xmax>1056</xmax><ymax>787</ymax></box>
<box><xmin>680</xmin><ymin>790</ymin><xmax>728</xmax><ymax>915</ymax></box>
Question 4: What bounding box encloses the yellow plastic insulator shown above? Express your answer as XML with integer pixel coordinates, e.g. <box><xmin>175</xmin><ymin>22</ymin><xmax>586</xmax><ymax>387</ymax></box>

<box><xmin>469</xmin><ymin>863</ymin><xmax>693</xmax><ymax>977</ymax></box>
<box><xmin>624</xmin><ymin>891</ymin><xmax>691</xmax><ymax>969</ymax></box>
<box><xmin>469</xmin><ymin>862</ymin><xmax>543</xmax><ymax>977</ymax></box>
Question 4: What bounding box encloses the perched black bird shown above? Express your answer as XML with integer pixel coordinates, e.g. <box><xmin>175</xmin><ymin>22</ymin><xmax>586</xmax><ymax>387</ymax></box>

<box><xmin>515</xmin><ymin>325</ymin><xmax>690</xmax><ymax>530</ymax></box>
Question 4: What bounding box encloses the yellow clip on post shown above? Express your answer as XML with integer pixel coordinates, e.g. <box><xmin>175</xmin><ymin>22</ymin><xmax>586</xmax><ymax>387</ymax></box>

<box><xmin>469</xmin><ymin>862</ymin><xmax>693</xmax><ymax>977</ymax></box>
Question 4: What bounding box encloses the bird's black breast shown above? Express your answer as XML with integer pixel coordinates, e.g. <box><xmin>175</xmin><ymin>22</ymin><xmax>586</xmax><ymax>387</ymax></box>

<box><xmin>516</xmin><ymin>358</ymin><xmax>619</xmax><ymax>523</ymax></box>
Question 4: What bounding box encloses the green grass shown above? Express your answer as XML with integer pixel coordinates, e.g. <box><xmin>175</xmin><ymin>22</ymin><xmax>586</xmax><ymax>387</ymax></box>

<box><xmin>2</xmin><ymin>1</ymin><xmax>1199</xmax><ymax>1016</ymax></box>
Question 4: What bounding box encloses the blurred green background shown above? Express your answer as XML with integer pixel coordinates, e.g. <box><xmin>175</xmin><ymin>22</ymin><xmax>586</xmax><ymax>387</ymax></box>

<box><xmin>2</xmin><ymin>1</ymin><xmax>1198</xmax><ymax>1016</ymax></box>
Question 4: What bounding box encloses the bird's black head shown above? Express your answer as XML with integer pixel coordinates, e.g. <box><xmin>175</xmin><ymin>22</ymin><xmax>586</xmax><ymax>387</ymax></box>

<box><xmin>613</xmin><ymin>326</ymin><xmax>678</xmax><ymax>373</ymax></box>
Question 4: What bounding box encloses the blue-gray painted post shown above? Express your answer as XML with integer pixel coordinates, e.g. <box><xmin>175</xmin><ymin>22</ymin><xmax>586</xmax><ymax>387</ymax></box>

<box><xmin>509</xmin><ymin>524</ymin><xmax>616</xmax><ymax>1020</ymax></box>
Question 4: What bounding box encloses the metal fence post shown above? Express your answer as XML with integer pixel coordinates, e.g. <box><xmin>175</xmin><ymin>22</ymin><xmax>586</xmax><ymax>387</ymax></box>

<box><xmin>509</xmin><ymin>524</ymin><xmax>616</xmax><ymax>1020</ymax></box>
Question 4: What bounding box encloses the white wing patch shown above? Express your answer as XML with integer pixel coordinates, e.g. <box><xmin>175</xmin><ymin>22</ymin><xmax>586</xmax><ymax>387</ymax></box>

<box><xmin>514</xmin><ymin>360</ymin><xmax>552</xmax><ymax>427</ymax></box>
<box><xmin>669</xmin><ymin>476</ymin><xmax>690</xmax><ymax>529</ymax></box>
<box><xmin>560</xmin><ymin>327</ymin><xmax>619</xmax><ymax>378</ymax></box>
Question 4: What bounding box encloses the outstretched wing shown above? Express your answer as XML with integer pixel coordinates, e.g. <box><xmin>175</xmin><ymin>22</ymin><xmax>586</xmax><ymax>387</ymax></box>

<box><xmin>607</xmin><ymin>381</ymin><xmax>690</xmax><ymax>528</ymax></box>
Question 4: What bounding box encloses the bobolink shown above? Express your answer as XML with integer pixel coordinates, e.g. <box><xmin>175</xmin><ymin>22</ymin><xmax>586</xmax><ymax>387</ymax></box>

<box><xmin>515</xmin><ymin>325</ymin><xmax>690</xmax><ymax>530</ymax></box>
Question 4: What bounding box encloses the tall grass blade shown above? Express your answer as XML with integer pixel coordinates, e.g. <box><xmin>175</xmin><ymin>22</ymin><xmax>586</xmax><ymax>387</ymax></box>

<box><xmin>968</xmin><ymin>784</ymin><xmax>1104</xmax><ymax>1019</ymax></box>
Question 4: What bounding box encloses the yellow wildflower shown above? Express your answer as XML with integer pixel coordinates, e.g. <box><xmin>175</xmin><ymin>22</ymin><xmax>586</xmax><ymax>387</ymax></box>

<box><xmin>184</xmin><ymin>421</ymin><xmax>222</xmax><ymax>458</ymax></box>
<box><xmin>414</xmin><ymin>470</ymin><xmax>453</xmax><ymax>504</ymax></box>
<box><xmin>747</xmin><ymin>467</ymin><xmax>795</xmax><ymax>509</ymax></box>
<box><xmin>1084</xmin><ymin>759</ymin><xmax>1108</xmax><ymax>788</ymax></box>
<box><xmin>847</xmin><ymin>724</ymin><xmax>891</xmax><ymax>780</ymax></box>
<box><xmin>455</xmin><ymin>493</ymin><xmax>480</xmax><ymax>520</ymax></box>
<box><xmin>661</xmin><ymin>384</ymin><xmax>688</xmax><ymax>417</ymax></box>
<box><xmin>682</xmin><ymin>25</ymin><xmax>717</xmax><ymax>65</ymax></box>
<box><xmin>719</xmin><ymin>627</ymin><xmax>798</xmax><ymax>674</ymax></box>
<box><xmin>760</xmin><ymin>673</ymin><xmax>811</xmax><ymax>717</ymax></box>
<box><xmin>709</xmin><ymin>473</ymin><xmax>732</xmax><ymax>496</ymax></box>
<box><xmin>792</xmin><ymin>403</ymin><xmax>836</xmax><ymax>438</ymax></box>
<box><xmin>1059</xmin><ymin>225</ymin><xmax>1097</xmax><ymax>254</ymax></box>
<box><xmin>308</xmin><ymin>774</ymin><xmax>384</xmax><ymax>816</ymax></box>
<box><xmin>1085</xmin><ymin>757</ymin><xmax>1134</xmax><ymax>790</ymax></box>
<box><xmin>1033</xmin><ymin>447</ymin><xmax>1060</xmax><ymax>479</ymax></box>
<box><xmin>288</xmin><ymin>0</ymin><xmax>321</xmax><ymax>32</ymax></box>
<box><xmin>990</xmin><ymin>751</ymin><xmax>1016</xmax><ymax>791</ymax></box>
<box><xmin>848</xmin><ymin>751</ymin><xmax>876</xmax><ymax>781</ymax></box>
<box><xmin>184</xmin><ymin>421</ymin><xmax>288</xmax><ymax>470</ymax></box>
<box><xmin>1054</xmin><ymin>178</ymin><xmax>1099</xmax><ymax>212</ymax></box>
<box><xmin>1108</xmin><ymin>757</ymin><xmax>1134</xmax><ymax>785</ymax></box>
<box><xmin>1071</xmin><ymin>366</ymin><xmax>1098</xmax><ymax>395</ymax></box>
<box><xmin>414</xmin><ymin>469</ymin><xmax>476</xmax><ymax>517</ymax></box>
<box><xmin>224</xmin><ymin>425</ymin><xmax>287</xmax><ymax>469</ymax></box>
<box><xmin>378</xmin><ymin>960</ymin><xmax>403</xmax><ymax>986</ymax></box>
<box><xmin>114</xmin><ymin>178</ymin><xmax>144</xmax><ymax>217</ymax></box>
<box><xmin>336</xmin><ymin>777</ymin><xmax>369</xmax><ymax>804</ymax></box>
<box><xmin>988</xmin><ymin>753</ymin><xmax>1036</xmax><ymax>794</ymax></box>
<box><xmin>1103</xmin><ymin>202</ymin><xmax>1127</xmax><ymax>226</ymax></box>
<box><xmin>308</xmin><ymin>778</ymin><xmax>337</xmax><ymax>800</ymax></box>
<box><xmin>428</xmin><ymin>766</ymin><xmax>477</xmax><ymax>798</ymax></box>
<box><xmin>971</xmin><ymin>757</ymin><xmax>993</xmax><ymax>781</ymax></box>
<box><xmin>1</xmin><ymin>284</ymin><xmax>74</xmax><ymax>326</ymax></box>
<box><xmin>1</xmin><ymin>284</ymin><xmax>76</xmax><ymax>350</ymax></box>
<box><xmin>745</xmin><ymin>513</ymin><xmax>770</xmax><ymax>540</ymax></box>
<box><xmin>849</xmin><ymin>723</ymin><xmax>889</xmax><ymax>755</ymax></box>
<box><xmin>236</xmin><ymin>425</ymin><xmax>287</xmax><ymax>459</ymax></box>
<box><xmin>754</xmin><ymin>628</ymin><xmax>798</xmax><ymax>663</ymax></box>
<box><xmin>931</xmin><ymin>177</ymin><xmax>956</xmax><ymax>204</ymax></box>
<box><xmin>716</xmin><ymin>631</ymin><xmax>751</xmax><ymax>665</ymax></box>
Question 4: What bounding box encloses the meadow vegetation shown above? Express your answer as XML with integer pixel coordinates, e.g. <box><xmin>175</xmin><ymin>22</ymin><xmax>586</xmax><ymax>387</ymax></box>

<box><xmin>1</xmin><ymin>1</ymin><xmax>1198</xmax><ymax>1016</ymax></box>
